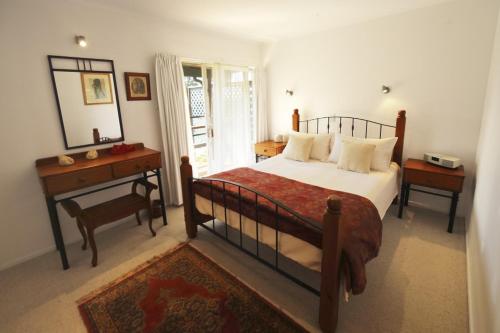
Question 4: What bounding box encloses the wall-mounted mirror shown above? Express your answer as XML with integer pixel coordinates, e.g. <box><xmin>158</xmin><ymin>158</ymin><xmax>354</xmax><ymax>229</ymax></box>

<box><xmin>48</xmin><ymin>55</ymin><xmax>124</xmax><ymax>149</ymax></box>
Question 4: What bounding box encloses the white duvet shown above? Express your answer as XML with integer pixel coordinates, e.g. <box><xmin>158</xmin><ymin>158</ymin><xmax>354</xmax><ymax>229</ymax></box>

<box><xmin>253</xmin><ymin>154</ymin><xmax>400</xmax><ymax>219</ymax></box>
<box><xmin>195</xmin><ymin>154</ymin><xmax>400</xmax><ymax>271</ymax></box>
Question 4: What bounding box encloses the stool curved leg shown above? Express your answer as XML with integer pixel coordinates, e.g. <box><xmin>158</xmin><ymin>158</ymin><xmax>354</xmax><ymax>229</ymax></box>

<box><xmin>87</xmin><ymin>227</ymin><xmax>98</xmax><ymax>267</ymax></box>
<box><xmin>76</xmin><ymin>218</ymin><xmax>87</xmax><ymax>250</ymax></box>
<box><xmin>148</xmin><ymin>208</ymin><xmax>156</xmax><ymax>237</ymax></box>
<box><xmin>135</xmin><ymin>212</ymin><xmax>142</xmax><ymax>225</ymax></box>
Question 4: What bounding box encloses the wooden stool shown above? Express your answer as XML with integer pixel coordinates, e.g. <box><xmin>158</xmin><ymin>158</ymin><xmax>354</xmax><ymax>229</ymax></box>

<box><xmin>61</xmin><ymin>179</ymin><xmax>159</xmax><ymax>266</ymax></box>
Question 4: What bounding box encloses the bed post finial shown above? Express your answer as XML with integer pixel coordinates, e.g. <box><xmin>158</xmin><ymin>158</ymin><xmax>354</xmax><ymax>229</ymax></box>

<box><xmin>292</xmin><ymin>109</ymin><xmax>300</xmax><ymax>132</ymax></box>
<box><xmin>180</xmin><ymin>155</ymin><xmax>197</xmax><ymax>238</ymax></box>
<box><xmin>393</xmin><ymin>110</ymin><xmax>406</xmax><ymax>167</ymax></box>
<box><xmin>319</xmin><ymin>195</ymin><xmax>342</xmax><ymax>333</ymax></box>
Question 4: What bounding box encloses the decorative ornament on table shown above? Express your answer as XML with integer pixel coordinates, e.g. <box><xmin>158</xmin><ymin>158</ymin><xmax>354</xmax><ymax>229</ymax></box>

<box><xmin>110</xmin><ymin>143</ymin><xmax>136</xmax><ymax>155</ymax></box>
<box><xmin>86</xmin><ymin>149</ymin><xmax>98</xmax><ymax>160</ymax></box>
<box><xmin>274</xmin><ymin>134</ymin><xmax>283</xmax><ymax>143</ymax></box>
<box><xmin>58</xmin><ymin>155</ymin><xmax>75</xmax><ymax>166</ymax></box>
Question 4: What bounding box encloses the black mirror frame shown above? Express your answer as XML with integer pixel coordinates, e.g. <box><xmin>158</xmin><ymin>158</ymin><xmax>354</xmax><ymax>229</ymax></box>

<box><xmin>47</xmin><ymin>55</ymin><xmax>125</xmax><ymax>150</ymax></box>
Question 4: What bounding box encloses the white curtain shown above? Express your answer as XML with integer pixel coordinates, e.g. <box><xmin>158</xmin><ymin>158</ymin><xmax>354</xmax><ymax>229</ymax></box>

<box><xmin>201</xmin><ymin>65</ymin><xmax>215</xmax><ymax>173</ymax></box>
<box><xmin>255</xmin><ymin>68</ymin><xmax>269</xmax><ymax>142</ymax></box>
<box><xmin>155</xmin><ymin>53</ymin><xmax>192</xmax><ymax>205</ymax></box>
<box><xmin>210</xmin><ymin>65</ymin><xmax>254</xmax><ymax>173</ymax></box>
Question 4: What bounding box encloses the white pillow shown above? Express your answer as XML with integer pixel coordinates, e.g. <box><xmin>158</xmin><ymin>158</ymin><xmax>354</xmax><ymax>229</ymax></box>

<box><xmin>338</xmin><ymin>140</ymin><xmax>376</xmax><ymax>174</ymax></box>
<box><xmin>328</xmin><ymin>133</ymin><xmax>397</xmax><ymax>171</ymax></box>
<box><xmin>309</xmin><ymin>133</ymin><xmax>331</xmax><ymax>161</ymax></box>
<box><xmin>282</xmin><ymin>134</ymin><xmax>314</xmax><ymax>162</ymax></box>
<box><xmin>328</xmin><ymin>132</ymin><xmax>345</xmax><ymax>163</ymax></box>
<box><xmin>329</xmin><ymin>132</ymin><xmax>336</xmax><ymax>151</ymax></box>
<box><xmin>363</xmin><ymin>137</ymin><xmax>398</xmax><ymax>171</ymax></box>
<box><xmin>286</xmin><ymin>132</ymin><xmax>331</xmax><ymax>161</ymax></box>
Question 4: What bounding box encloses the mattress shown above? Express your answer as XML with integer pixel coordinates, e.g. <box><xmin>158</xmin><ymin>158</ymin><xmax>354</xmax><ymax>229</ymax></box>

<box><xmin>195</xmin><ymin>154</ymin><xmax>399</xmax><ymax>271</ymax></box>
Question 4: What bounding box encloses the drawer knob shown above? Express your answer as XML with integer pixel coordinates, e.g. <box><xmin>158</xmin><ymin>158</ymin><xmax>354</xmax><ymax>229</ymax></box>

<box><xmin>264</xmin><ymin>149</ymin><xmax>268</xmax><ymax>152</ymax></box>
<box><xmin>77</xmin><ymin>177</ymin><xmax>86</xmax><ymax>183</ymax></box>
<box><xmin>135</xmin><ymin>164</ymin><xmax>141</xmax><ymax>170</ymax></box>
<box><xmin>145</xmin><ymin>165</ymin><xmax>151</xmax><ymax>169</ymax></box>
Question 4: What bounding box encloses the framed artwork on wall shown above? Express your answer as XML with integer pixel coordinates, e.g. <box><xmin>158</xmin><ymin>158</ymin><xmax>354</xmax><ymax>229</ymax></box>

<box><xmin>124</xmin><ymin>72</ymin><xmax>151</xmax><ymax>101</ymax></box>
<box><xmin>80</xmin><ymin>72</ymin><xmax>114</xmax><ymax>105</ymax></box>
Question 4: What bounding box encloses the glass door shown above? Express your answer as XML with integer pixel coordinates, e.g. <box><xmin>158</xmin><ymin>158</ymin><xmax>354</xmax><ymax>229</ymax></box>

<box><xmin>182</xmin><ymin>63</ymin><xmax>255</xmax><ymax>175</ymax></box>
<box><xmin>182</xmin><ymin>65</ymin><xmax>212</xmax><ymax>176</ymax></box>
<box><xmin>211</xmin><ymin>65</ymin><xmax>255</xmax><ymax>172</ymax></box>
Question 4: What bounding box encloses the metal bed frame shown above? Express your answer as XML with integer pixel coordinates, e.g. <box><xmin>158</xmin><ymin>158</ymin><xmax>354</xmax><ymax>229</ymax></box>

<box><xmin>180</xmin><ymin>109</ymin><xmax>406</xmax><ymax>332</ymax></box>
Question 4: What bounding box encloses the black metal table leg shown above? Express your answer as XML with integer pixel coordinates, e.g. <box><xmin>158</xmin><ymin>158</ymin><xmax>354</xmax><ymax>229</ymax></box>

<box><xmin>45</xmin><ymin>197</ymin><xmax>69</xmax><ymax>269</ymax></box>
<box><xmin>256</xmin><ymin>154</ymin><xmax>259</xmax><ymax>163</ymax></box>
<box><xmin>398</xmin><ymin>182</ymin><xmax>406</xmax><ymax>218</ymax></box>
<box><xmin>447</xmin><ymin>192</ymin><xmax>459</xmax><ymax>233</ymax></box>
<box><xmin>156</xmin><ymin>168</ymin><xmax>168</xmax><ymax>225</ymax></box>
<box><xmin>405</xmin><ymin>184</ymin><xmax>410</xmax><ymax>206</ymax></box>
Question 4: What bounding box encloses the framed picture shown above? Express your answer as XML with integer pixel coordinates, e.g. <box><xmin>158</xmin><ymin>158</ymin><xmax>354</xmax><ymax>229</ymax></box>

<box><xmin>124</xmin><ymin>72</ymin><xmax>151</xmax><ymax>101</ymax></box>
<box><xmin>80</xmin><ymin>72</ymin><xmax>114</xmax><ymax>105</ymax></box>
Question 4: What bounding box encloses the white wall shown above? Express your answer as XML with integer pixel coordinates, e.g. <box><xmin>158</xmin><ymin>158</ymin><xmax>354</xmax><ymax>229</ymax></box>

<box><xmin>0</xmin><ymin>0</ymin><xmax>262</xmax><ymax>269</ymax></box>
<box><xmin>264</xmin><ymin>0</ymin><xmax>499</xmax><ymax>216</ymax></box>
<box><xmin>467</xmin><ymin>5</ymin><xmax>500</xmax><ymax>332</ymax></box>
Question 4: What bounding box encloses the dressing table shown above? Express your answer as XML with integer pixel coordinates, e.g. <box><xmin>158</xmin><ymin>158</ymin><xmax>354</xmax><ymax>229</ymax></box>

<box><xmin>39</xmin><ymin>55</ymin><xmax>167</xmax><ymax>269</ymax></box>
<box><xmin>36</xmin><ymin>143</ymin><xmax>167</xmax><ymax>269</ymax></box>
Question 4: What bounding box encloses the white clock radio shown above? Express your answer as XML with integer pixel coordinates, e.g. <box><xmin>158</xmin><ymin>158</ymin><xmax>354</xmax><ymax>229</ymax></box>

<box><xmin>424</xmin><ymin>153</ymin><xmax>462</xmax><ymax>169</ymax></box>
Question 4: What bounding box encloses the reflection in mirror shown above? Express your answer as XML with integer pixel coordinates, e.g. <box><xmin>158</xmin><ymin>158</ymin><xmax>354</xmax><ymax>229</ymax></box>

<box><xmin>48</xmin><ymin>55</ymin><xmax>124</xmax><ymax>149</ymax></box>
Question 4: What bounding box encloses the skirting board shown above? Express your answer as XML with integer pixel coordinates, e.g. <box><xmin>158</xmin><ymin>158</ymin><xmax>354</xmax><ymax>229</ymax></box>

<box><xmin>0</xmin><ymin>244</ymin><xmax>57</xmax><ymax>272</ymax></box>
<box><xmin>0</xmin><ymin>216</ymin><xmax>135</xmax><ymax>271</ymax></box>
<box><xmin>466</xmin><ymin>221</ymin><xmax>474</xmax><ymax>332</ymax></box>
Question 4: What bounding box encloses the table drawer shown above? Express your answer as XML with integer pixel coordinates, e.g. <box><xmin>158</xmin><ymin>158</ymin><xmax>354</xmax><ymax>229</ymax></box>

<box><xmin>45</xmin><ymin>166</ymin><xmax>113</xmax><ymax>195</ymax></box>
<box><xmin>255</xmin><ymin>145</ymin><xmax>278</xmax><ymax>157</ymax></box>
<box><xmin>113</xmin><ymin>154</ymin><xmax>161</xmax><ymax>178</ymax></box>
<box><xmin>404</xmin><ymin>169</ymin><xmax>464</xmax><ymax>192</ymax></box>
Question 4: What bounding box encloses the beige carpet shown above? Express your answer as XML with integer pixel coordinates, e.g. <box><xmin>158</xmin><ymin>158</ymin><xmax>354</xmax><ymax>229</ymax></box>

<box><xmin>0</xmin><ymin>205</ymin><xmax>467</xmax><ymax>333</ymax></box>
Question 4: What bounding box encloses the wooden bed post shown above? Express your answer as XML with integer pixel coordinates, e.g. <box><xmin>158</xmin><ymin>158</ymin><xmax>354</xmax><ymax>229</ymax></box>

<box><xmin>180</xmin><ymin>156</ymin><xmax>197</xmax><ymax>238</ymax></box>
<box><xmin>319</xmin><ymin>195</ymin><xmax>342</xmax><ymax>333</ymax></box>
<box><xmin>292</xmin><ymin>109</ymin><xmax>300</xmax><ymax>132</ymax></box>
<box><xmin>393</xmin><ymin>110</ymin><xmax>406</xmax><ymax>167</ymax></box>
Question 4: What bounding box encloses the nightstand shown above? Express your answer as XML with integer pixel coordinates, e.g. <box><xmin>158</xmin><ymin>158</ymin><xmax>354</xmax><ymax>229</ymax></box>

<box><xmin>398</xmin><ymin>158</ymin><xmax>465</xmax><ymax>233</ymax></box>
<box><xmin>255</xmin><ymin>140</ymin><xmax>286</xmax><ymax>162</ymax></box>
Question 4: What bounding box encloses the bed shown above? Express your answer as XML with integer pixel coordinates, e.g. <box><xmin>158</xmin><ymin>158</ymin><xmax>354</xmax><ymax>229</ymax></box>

<box><xmin>180</xmin><ymin>109</ymin><xmax>406</xmax><ymax>332</ymax></box>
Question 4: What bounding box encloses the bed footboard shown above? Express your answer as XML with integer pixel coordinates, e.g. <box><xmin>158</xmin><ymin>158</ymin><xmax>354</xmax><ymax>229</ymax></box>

<box><xmin>180</xmin><ymin>156</ymin><xmax>197</xmax><ymax>238</ymax></box>
<box><xmin>180</xmin><ymin>156</ymin><xmax>214</xmax><ymax>237</ymax></box>
<box><xmin>319</xmin><ymin>196</ymin><xmax>343</xmax><ymax>333</ymax></box>
<box><xmin>179</xmin><ymin>155</ymin><xmax>343</xmax><ymax>332</ymax></box>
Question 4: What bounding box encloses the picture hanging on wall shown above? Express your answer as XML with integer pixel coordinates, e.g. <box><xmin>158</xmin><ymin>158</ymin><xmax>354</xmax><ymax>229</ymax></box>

<box><xmin>80</xmin><ymin>72</ymin><xmax>114</xmax><ymax>105</ymax></box>
<box><xmin>124</xmin><ymin>72</ymin><xmax>151</xmax><ymax>101</ymax></box>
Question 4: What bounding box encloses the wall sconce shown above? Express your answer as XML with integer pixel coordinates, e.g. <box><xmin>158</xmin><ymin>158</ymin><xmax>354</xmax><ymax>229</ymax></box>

<box><xmin>381</xmin><ymin>85</ymin><xmax>391</xmax><ymax>94</ymax></box>
<box><xmin>75</xmin><ymin>35</ymin><xmax>87</xmax><ymax>47</ymax></box>
<box><xmin>285</xmin><ymin>89</ymin><xmax>294</xmax><ymax>96</ymax></box>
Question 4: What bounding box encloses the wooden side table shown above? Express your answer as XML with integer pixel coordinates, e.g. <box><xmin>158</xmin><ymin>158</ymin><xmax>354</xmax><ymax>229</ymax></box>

<box><xmin>255</xmin><ymin>140</ymin><xmax>286</xmax><ymax>162</ymax></box>
<box><xmin>398</xmin><ymin>158</ymin><xmax>465</xmax><ymax>233</ymax></box>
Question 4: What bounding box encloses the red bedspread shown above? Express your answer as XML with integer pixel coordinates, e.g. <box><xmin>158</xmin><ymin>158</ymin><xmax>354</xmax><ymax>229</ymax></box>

<box><xmin>193</xmin><ymin>167</ymin><xmax>382</xmax><ymax>294</ymax></box>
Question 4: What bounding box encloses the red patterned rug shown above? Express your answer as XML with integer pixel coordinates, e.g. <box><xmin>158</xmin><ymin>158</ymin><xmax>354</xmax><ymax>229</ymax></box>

<box><xmin>78</xmin><ymin>243</ymin><xmax>307</xmax><ymax>333</ymax></box>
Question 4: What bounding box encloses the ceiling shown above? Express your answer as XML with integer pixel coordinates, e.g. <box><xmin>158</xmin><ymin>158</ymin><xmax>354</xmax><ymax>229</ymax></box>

<box><xmin>87</xmin><ymin>0</ymin><xmax>454</xmax><ymax>42</ymax></box>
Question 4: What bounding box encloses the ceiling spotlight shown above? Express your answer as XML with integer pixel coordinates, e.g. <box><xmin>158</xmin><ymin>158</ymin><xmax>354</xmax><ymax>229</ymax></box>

<box><xmin>285</xmin><ymin>89</ymin><xmax>294</xmax><ymax>96</ymax></box>
<box><xmin>75</xmin><ymin>35</ymin><xmax>87</xmax><ymax>47</ymax></box>
<box><xmin>381</xmin><ymin>85</ymin><xmax>391</xmax><ymax>94</ymax></box>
